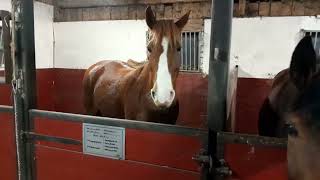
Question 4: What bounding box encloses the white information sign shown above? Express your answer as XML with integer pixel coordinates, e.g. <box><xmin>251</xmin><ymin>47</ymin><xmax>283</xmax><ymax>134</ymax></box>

<box><xmin>83</xmin><ymin>123</ymin><xmax>125</xmax><ymax>160</ymax></box>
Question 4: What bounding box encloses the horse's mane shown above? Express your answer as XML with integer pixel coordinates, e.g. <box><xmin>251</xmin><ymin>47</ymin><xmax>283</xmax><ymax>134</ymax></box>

<box><xmin>148</xmin><ymin>20</ymin><xmax>180</xmax><ymax>48</ymax></box>
<box><xmin>126</xmin><ymin>59</ymin><xmax>147</xmax><ymax>69</ymax></box>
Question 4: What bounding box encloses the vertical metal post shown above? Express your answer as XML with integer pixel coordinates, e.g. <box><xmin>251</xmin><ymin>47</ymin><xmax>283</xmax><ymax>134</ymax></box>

<box><xmin>180</xmin><ymin>33</ymin><xmax>184</xmax><ymax>70</ymax></box>
<box><xmin>207</xmin><ymin>0</ymin><xmax>233</xmax><ymax>131</ymax></box>
<box><xmin>314</xmin><ymin>32</ymin><xmax>318</xmax><ymax>49</ymax></box>
<box><xmin>183</xmin><ymin>32</ymin><xmax>188</xmax><ymax>70</ymax></box>
<box><xmin>12</xmin><ymin>0</ymin><xmax>37</xmax><ymax>179</ymax></box>
<box><xmin>22</xmin><ymin>1</ymin><xmax>37</xmax><ymax>180</ymax></box>
<box><xmin>193</xmin><ymin>32</ymin><xmax>196</xmax><ymax>71</ymax></box>
<box><xmin>206</xmin><ymin>0</ymin><xmax>233</xmax><ymax>179</ymax></box>
<box><xmin>184</xmin><ymin>32</ymin><xmax>187</xmax><ymax>70</ymax></box>
<box><xmin>21</xmin><ymin>0</ymin><xmax>37</xmax><ymax>112</ymax></box>
<box><xmin>189</xmin><ymin>32</ymin><xmax>191</xmax><ymax>70</ymax></box>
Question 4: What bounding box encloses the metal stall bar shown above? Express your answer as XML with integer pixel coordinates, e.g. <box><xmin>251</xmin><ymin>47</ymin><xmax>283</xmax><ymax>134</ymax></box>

<box><xmin>0</xmin><ymin>10</ymin><xmax>12</xmax><ymax>84</ymax></box>
<box><xmin>181</xmin><ymin>33</ymin><xmax>184</xmax><ymax>69</ymax></box>
<box><xmin>0</xmin><ymin>105</ymin><xmax>13</xmax><ymax>113</ymax></box>
<box><xmin>189</xmin><ymin>32</ymin><xmax>192</xmax><ymax>71</ymax></box>
<box><xmin>29</xmin><ymin>109</ymin><xmax>207</xmax><ymax>138</ymax></box>
<box><xmin>207</xmin><ymin>0</ymin><xmax>234</xmax><ymax>179</ymax></box>
<box><xmin>217</xmin><ymin>132</ymin><xmax>287</xmax><ymax>149</ymax></box>
<box><xmin>185</xmin><ymin>32</ymin><xmax>188</xmax><ymax>70</ymax></box>
<box><xmin>11</xmin><ymin>0</ymin><xmax>37</xmax><ymax>180</ymax></box>
<box><xmin>314</xmin><ymin>32</ymin><xmax>318</xmax><ymax>49</ymax></box>
<box><xmin>193</xmin><ymin>32</ymin><xmax>196</xmax><ymax>71</ymax></box>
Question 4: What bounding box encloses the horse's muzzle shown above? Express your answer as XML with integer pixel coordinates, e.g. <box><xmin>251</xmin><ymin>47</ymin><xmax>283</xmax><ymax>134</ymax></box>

<box><xmin>150</xmin><ymin>89</ymin><xmax>175</xmax><ymax>108</ymax></box>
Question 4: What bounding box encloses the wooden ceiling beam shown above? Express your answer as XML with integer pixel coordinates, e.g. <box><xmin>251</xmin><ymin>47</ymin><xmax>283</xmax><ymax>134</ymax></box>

<box><xmin>56</xmin><ymin>0</ymin><xmax>209</xmax><ymax>8</ymax></box>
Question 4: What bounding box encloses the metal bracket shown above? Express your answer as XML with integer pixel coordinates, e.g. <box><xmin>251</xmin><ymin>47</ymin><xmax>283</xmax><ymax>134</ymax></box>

<box><xmin>192</xmin><ymin>148</ymin><xmax>211</xmax><ymax>165</ymax></box>
<box><xmin>12</xmin><ymin>69</ymin><xmax>24</xmax><ymax>94</ymax></box>
<box><xmin>193</xmin><ymin>150</ymin><xmax>232</xmax><ymax>178</ymax></box>
<box><xmin>214</xmin><ymin>159</ymin><xmax>232</xmax><ymax>177</ymax></box>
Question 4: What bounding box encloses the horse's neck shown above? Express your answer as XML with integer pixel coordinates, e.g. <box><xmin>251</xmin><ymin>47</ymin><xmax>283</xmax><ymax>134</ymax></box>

<box><xmin>131</xmin><ymin>61</ymin><xmax>153</xmax><ymax>92</ymax></box>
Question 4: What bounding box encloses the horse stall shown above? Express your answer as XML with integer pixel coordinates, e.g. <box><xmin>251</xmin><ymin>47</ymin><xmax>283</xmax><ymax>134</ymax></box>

<box><xmin>0</xmin><ymin>0</ymin><xmax>297</xmax><ymax>180</ymax></box>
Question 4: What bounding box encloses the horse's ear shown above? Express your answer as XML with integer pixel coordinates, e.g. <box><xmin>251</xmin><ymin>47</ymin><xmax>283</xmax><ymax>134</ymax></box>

<box><xmin>175</xmin><ymin>11</ymin><xmax>190</xmax><ymax>30</ymax></box>
<box><xmin>289</xmin><ymin>35</ymin><xmax>317</xmax><ymax>90</ymax></box>
<box><xmin>146</xmin><ymin>6</ymin><xmax>156</xmax><ymax>29</ymax></box>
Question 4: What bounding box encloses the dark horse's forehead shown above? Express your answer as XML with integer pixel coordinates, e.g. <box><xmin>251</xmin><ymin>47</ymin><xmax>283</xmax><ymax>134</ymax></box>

<box><xmin>294</xmin><ymin>76</ymin><xmax>320</xmax><ymax>133</ymax></box>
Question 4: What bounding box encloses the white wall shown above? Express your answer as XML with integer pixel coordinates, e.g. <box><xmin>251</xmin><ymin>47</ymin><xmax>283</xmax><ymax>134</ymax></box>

<box><xmin>53</xmin><ymin>20</ymin><xmax>148</xmax><ymax>69</ymax></box>
<box><xmin>203</xmin><ymin>16</ymin><xmax>320</xmax><ymax>78</ymax></box>
<box><xmin>34</xmin><ymin>2</ymin><xmax>54</xmax><ymax>69</ymax></box>
<box><xmin>1</xmin><ymin>2</ymin><xmax>320</xmax><ymax>78</ymax></box>
<box><xmin>0</xmin><ymin>1</ymin><xmax>11</xmax><ymax>11</ymax></box>
<box><xmin>0</xmin><ymin>1</ymin><xmax>54</xmax><ymax>69</ymax></box>
<box><xmin>53</xmin><ymin>16</ymin><xmax>320</xmax><ymax>79</ymax></box>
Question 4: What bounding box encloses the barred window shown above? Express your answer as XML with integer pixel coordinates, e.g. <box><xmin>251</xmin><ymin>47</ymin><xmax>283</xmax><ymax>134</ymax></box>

<box><xmin>180</xmin><ymin>31</ymin><xmax>200</xmax><ymax>72</ymax></box>
<box><xmin>0</xmin><ymin>26</ymin><xmax>4</xmax><ymax>69</ymax></box>
<box><xmin>304</xmin><ymin>30</ymin><xmax>320</xmax><ymax>58</ymax></box>
<box><xmin>146</xmin><ymin>30</ymin><xmax>201</xmax><ymax>72</ymax></box>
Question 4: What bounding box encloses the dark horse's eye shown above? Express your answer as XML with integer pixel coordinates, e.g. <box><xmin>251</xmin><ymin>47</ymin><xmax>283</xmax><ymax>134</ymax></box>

<box><xmin>285</xmin><ymin>123</ymin><xmax>298</xmax><ymax>137</ymax></box>
<box><xmin>177</xmin><ymin>47</ymin><xmax>181</xmax><ymax>52</ymax></box>
<box><xmin>147</xmin><ymin>47</ymin><xmax>152</xmax><ymax>53</ymax></box>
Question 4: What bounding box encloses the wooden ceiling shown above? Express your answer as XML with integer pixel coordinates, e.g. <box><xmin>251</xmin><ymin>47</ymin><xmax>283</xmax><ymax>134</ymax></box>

<box><xmin>55</xmin><ymin>0</ymin><xmax>209</xmax><ymax>8</ymax></box>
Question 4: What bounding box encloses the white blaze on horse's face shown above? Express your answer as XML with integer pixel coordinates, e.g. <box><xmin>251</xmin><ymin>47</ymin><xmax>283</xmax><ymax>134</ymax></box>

<box><xmin>150</xmin><ymin>37</ymin><xmax>175</xmax><ymax>108</ymax></box>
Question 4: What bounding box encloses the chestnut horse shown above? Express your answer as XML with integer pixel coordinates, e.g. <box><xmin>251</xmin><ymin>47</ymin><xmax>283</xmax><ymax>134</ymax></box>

<box><xmin>82</xmin><ymin>7</ymin><xmax>190</xmax><ymax>124</ymax></box>
<box><xmin>258</xmin><ymin>35</ymin><xmax>320</xmax><ymax>180</ymax></box>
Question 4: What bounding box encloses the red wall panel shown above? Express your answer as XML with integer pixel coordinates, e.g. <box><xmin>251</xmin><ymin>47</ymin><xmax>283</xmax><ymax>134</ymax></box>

<box><xmin>52</xmin><ymin>69</ymin><xmax>208</xmax><ymax>128</ymax></box>
<box><xmin>36</xmin><ymin>146</ymin><xmax>200</xmax><ymax>180</ymax></box>
<box><xmin>0</xmin><ymin>69</ymin><xmax>275</xmax><ymax>133</ymax></box>
<box><xmin>175</xmin><ymin>73</ymin><xmax>208</xmax><ymax>128</ymax></box>
<box><xmin>53</xmin><ymin>69</ymin><xmax>86</xmax><ymax>114</ymax></box>
<box><xmin>235</xmin><ymin>78</ymin><xmax>272</xmax><ymax>134</ymax></box>
<box><xmin>0</xmin><ymin>68</ymin><xmax>288</xmax><ymax>179</ymax></box>
<box><xmin>36</xmin><ymin>69</ymin><xmax>56</xmax><ymax>111</ymax></box>
<box><xmin>224</xmin><ymin>144</ymin><xmax>287</xmax><ymax>180</ymax></box>
<box><xmin>0</xmin><ymin>113</ymin><xmax>17</xmax><ymax>180</ymax></box>
<box><xmin>34</xmin><ymin>117</ymin><xmax>202</xmax><ymax>172</ymax></box>
<box><xmin>0</xmin><ymin>84</ymin><xmax>12</xmax><ymax>105</ymax></box>
<box><xmin>0</xmin><ymin>69</ymin><xmax>56</xmax><ymax>111</ymax></box>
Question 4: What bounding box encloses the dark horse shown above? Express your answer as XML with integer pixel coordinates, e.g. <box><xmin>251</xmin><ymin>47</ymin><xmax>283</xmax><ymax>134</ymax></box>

<box><xmin>258</xmin><ymin>35</ymin><xmax>320</xmax><ymax>138</ymax></box>
<box><xmin>258</xmin><ymin>35</ymin><xmax>320</xmax><ymax>180</ymax></box>
<box><xmin>82</xmin><ymin>6</ymin><xmax>190</xmax><ymax>124</ymax></box>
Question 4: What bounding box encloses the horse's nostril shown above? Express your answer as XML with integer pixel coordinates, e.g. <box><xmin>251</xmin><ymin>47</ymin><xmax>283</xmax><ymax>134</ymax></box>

<box><xmin>151</xmin><ymin>90</ymin><xmax>156</xmax><ymax>99</ymax></box>
<box><xmin>170</xmin><ymin>90</ymin><xmax>175</xmax><ymax>99</ymax></box>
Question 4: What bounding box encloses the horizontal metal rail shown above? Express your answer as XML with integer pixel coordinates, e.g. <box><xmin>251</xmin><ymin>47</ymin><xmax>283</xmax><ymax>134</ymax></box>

<box><xmin>0</xmin><ymin>105</ymin><xmax>13</xmax><ymax>113</ymax></box>
<box><xmin>217</xmin><ymin>132</ymin><xmax>287</xmax><ymax>148</ymax></box>
<box><xmin>29</xmin><ymin>109</ymin><xmax>208</xmax><ymax>138</ymax></box>
<box><xmin>24</xmin><ymin>132</ymin><xmax>82</xmax><ymax>145</ymax></box>
<box><xmin>0</xmin><ymin>77</ymin><xmax>6</xmax><ymax>84</ymax></box>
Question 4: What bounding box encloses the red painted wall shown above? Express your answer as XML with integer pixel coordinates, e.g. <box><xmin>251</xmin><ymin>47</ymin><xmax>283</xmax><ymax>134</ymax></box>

<box><xmin>0</xmin><ymin>69</ymin><xmax>56</xmax><ymax>110</ymax></box>
<box><xmin>235</xmin><ymin>78</ymin><xmax>272</xmax><ymax>134</ymax></box>
<box><xmin>34</xmin><ymin>117</ymin><xmax>202</xmax><ymax>180</ymax></box>
<box><xmin>0</xmin><ymin>113</ymin><xmax>17</xmax><ymax>180</ymax></box>
<box><xmin>1</xmin><ymin>68</ymin><xmax>273</xmax><ymax>132</ymax></box>
<box><xmin>51</xmin><ymin>69</ymin><xmax>273</xmax><ymax>133</ymax></box>
<box><xmin>0</xmin><ymin>69</ymin><xmax>287</xmax><ymax>180</ymax></box>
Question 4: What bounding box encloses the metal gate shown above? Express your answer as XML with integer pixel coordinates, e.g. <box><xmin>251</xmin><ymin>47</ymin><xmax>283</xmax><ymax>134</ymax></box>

<box><xmin>0</xmin><ymin>0</ymin><xmax>288</xmax><ymax>180</ymax></box>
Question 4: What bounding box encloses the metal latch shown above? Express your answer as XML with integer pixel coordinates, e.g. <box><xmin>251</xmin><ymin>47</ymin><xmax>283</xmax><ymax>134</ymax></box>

<box><xmin>192</xmin><ymin>149</ymin><xmax>211</xmax><ymax>166</ymax></box>
<box><xmin>193</xmin><ymin>149</ymin><xmax>232</xmax><ymax>177</ymax></box>
<box><xmin>214</xmin><ymin>159</ymin><xmax>232</xmax><ymax>176</ymax></box>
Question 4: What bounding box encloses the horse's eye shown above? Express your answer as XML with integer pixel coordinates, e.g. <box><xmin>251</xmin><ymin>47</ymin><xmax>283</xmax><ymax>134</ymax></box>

<box><xmin>285</xmin><ymin>123</ymin><xmax>298</xmax><ymax>137</ymax></box>
<box><xmin>177</xmin><ymin>47</ymin><xmax>181</xmax><ymax>52</ymax></box>
<box><xmin>147</xmin><ymin>47</ymin><xmax>152</xmax><ymax>53</ymax></box>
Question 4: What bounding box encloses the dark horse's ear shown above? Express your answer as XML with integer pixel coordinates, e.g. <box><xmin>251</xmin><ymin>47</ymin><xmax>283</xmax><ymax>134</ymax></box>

<box><xmin>175</xmin><ymin>11</ymin><xmax>190</xmax><ymax>30</ymax></box>
<box><xmin>146</xmin><ymin>6</ymin><xmax>156</xmax><ymax>29</ymax></box>
<box><xmin>290</xmin><ymin>35</ymin><xmax>317</xmax><ymax>90</ymax></box>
